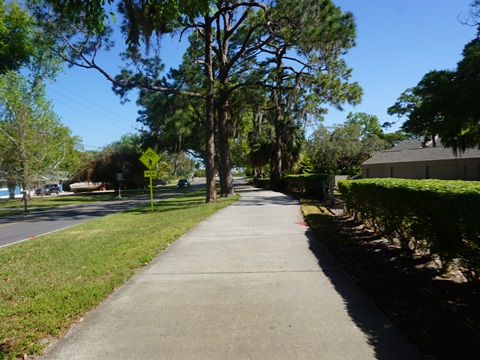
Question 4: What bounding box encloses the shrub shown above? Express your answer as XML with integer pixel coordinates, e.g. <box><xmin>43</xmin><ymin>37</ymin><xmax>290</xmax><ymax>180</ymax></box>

<box><xmin>338</xmin><ymin>178</ymin><xmax>480</xmax><ymax>281</ymax></box>
<box><xmin>283</xmin><ymin>173</ymin><xmax>330</xmax><ymax>198</ymax></box>
<box><xmin>251</xmin><ymin>173</ymin><xmax>330</xmax><ymax>198</ymax></box>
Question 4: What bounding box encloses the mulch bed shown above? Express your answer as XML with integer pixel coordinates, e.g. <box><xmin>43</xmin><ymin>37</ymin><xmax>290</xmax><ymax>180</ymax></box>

<box><xmin>304</xmin><ymin>200</ymin><xmax>480</xmax><ymax>360</ymax></box>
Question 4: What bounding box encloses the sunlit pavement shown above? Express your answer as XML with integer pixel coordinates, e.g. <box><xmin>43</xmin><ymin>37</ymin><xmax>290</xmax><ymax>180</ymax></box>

<box><xmin>42</xmin><ymin>179</ymin><xmax>423</xmax><ymax>360</ymax></box>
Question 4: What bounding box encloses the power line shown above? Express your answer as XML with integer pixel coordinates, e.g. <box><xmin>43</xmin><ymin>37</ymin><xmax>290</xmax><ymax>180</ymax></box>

<box><xmin>83</xmin><ymin>144</ymin><xmax>103</xmax><ymax>149</ymax></box>
<box><xmin>51</xmin><ymin>97</ymin><xmax>133</xmax><ymax>132</ymax></box>
<box><xmin>48</xmin><ymin>86</ymin><xmax>136</xmax><ymax>129</ymax></box>
<box><xmin>50</xmin><ymin>83</ymin><xmax>137</xmax><ymax>125</ymax></box>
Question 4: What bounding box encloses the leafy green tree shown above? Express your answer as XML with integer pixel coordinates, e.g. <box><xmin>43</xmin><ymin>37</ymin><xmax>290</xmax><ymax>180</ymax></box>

<box><xmin>227</xmin><ymin>89</ymin><xmax>259</xmax><ymax>171</ymax></box>
<box><xmin>299</xmin><ymin>154</ymin><xmax>314</xmax><ymax>174</ymax></box>
<box><xmin>0</xmin><ymin>2</ymin><xmax>35</xmax><ymax>74</ymax></box>
<box><xmin>135</xmin><ymin>36</ymin><xmax>207</xmax><ymax>162</ymax></box>
<box><xmin>92</xmin><ymin>133</ymin><xmax>145</xmax><ymax>189</ymax></box>
<box><xmin>307</xmin><ymin>123</ymin><xmax>388</xmax><ymax>175</ymax></box>
<box><xmin>384</xmin><ymin>87</ymin><xmax>420</xmax><ymax>128</ymax></box>
<box><xmin>345</xmin><ymin>112</ymin><xmax>384</xmax><ymax>139</ymax></box>
<box><xmin>0</xmin><ymin>2</ymin><xmax>74</xmax><ymax>202</ymax></box>
<box><xmin>34</xmin><ymin>0</ymin><xmax>362</xmax><ymax>198</ymax></box>
<box><xmin>388</xmin><ymin>26</ymin><xmax>480</xmax><ymax>153</ymax></box>
<box><xmin>31</xmin><ymin>0</ymin><xmax>218</xmax><ymax>201</ymax></box>
<box><xmin>57</xmin><ymin>138</ymin><xmax>87</xmax><ymax>181</ymax></box>
<box><xmin>388</xmin><ymin>70</ymin><xmax>456</xmax><ymax>147</ymax></box>
<box><xmin>91</xmin><ymin>133</ymin><xmax>196</xmax><ymax>189</ymax></box>
<box><xmin>209</xmin><ymin>2</ymin><xmax>271</xmax><ymax>197</ymax></box>
<box><xmin>344</xmin><ymin>111</ymin><xmax>410</xmax><ymax>147</ymax></box>
<box><xmin>0</xmin><ymin>72</ymin><xmax>74</xmax><ymax>199</ymax></box>
<box><xmin>381</xmin><ymin>130</ymin><xmax>410</xmax><ymax>148</ymax></box>
<box><xmin>306</xmin><ymin>125</ymin><xmax>332</xmax><ymax>173</ymax></box>
<box><xmin>132</xmin><ymin>3</ymin><xmax>264</xmax><ymax>196</ymax></box>
<box><xmin>170</xmin><ymin>152</ymin><xmax>196</xmax><ymax>178</ymax></box>
<box><xmin>452</xmin><ymin>32</ymin><xmax>480</xmax><ymax>151</ymax></box>
<box><xmin>71</xmin><ymin>149</ymin><xmax>98</xmax><ymax>183</ymax></box>
<box><xmin>260</xmin><ymin>0</ymin><xmax>362</xmax><ymax>188</ymax></box>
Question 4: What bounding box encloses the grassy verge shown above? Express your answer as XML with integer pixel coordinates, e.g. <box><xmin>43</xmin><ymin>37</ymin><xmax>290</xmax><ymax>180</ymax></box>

<box><xmin>0</xmin><ymin>190</ymin><xmax>238</xmax><ymax>360</ymax></box>
<box><xmin>0</xmin><ymin>187</ymin><xmax>175</xmax><ymax>217</ymax></box>
<box><xmin>0</xmin><ymin>194</ymin><xmax>119</xmax><ymax>215</ymax></box>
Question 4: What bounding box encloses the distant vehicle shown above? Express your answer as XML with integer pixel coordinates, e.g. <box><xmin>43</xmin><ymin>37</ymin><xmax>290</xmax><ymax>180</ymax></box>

<box><xmin>348</xmin><ymin>174</ymin><xmax>363</xmax><ymax>180</ymax></box>
<box><xmin>153</xmin><ymin>179</ymin><xmax>167</xmax><ymax>186</ymax></box>
<box><xmin>35</xmin><ymin>184</ymin><xmax>60</xmax><ymax>195</ymax></box>
<box><xmin>176</xmin><ymin>178</ymin><xmax>191</xmax><ymax>188</ymax></box>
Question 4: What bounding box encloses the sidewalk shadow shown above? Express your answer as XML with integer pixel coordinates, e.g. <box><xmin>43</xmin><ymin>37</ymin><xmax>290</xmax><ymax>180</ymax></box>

<box><xmin>305</xmin><ymin>229</ymin><xmax>424</xmax><ymax>360</ymax></box>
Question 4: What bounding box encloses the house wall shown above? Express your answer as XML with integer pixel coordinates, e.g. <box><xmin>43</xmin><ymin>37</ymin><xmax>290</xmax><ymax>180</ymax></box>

<box><xmin>464</xmin><ymin>163</ymin><xmax>479</xmax><ymax>180</ymax></box>
<box><xmin>364</xmin><ymin>167</ymin><xmax>385</xmax><ymax>178</ymax></box>
<box><xmin>362</xmin><ymin>158</ymin><xmax>480</xmax><ymax>180</ymax></box>
<box><xmin>392</xmin><ymin>166</ymin><xmax>418</xmax><ymax>179</ymax></box>
<box><xmin>0</xmin><ymin>185</ymin><xmax>21</xmax><ymax>197</ymax></box>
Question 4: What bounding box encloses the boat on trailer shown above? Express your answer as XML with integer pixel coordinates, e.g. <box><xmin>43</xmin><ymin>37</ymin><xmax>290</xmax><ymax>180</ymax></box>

<box><xmin>69</xmin><ymin>182</ymin><xmax>103</xmax><ymax>193</ymax></box>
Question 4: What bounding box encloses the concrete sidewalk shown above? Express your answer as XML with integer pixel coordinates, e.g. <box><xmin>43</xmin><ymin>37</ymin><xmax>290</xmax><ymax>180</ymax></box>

<box><xmin>43</xmin><ymin>181</ymin><xmax>423</xmax><ymax>359</ymax></box>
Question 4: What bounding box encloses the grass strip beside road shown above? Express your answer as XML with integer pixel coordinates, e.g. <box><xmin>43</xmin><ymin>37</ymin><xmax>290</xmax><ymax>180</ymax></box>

<box><xmin>0</xmin><ymin>189</ymin><xmax>173</xmax><ymax>217</ymax></box>
<box><xmin>0</xmin><ymin>190</ymin><xmax>238</xmax><ymax>360</ymax></box>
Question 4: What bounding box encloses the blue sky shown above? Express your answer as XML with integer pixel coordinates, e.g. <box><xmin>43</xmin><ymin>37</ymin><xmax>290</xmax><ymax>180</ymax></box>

<box><xmin>45</xmin><ymin>0</ymin><xmax>478</xmax><ymax>150</ymax></box>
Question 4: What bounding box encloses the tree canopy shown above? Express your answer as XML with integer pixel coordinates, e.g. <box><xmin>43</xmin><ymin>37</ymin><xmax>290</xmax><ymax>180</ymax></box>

<box><xmin>0</xmin><ymin>71</ymin><xmax>79</xmax><ymax>198</ymax></box>
<box><xmin>306</xmin><ymin>113</ymin><xmax>392</xmax><ymax>175</ymax></box>
<box><xmin>388</xmin><ymin>27</ymin><xmax>480</xmax><ymax>153</ymax></box>
<box><xmin>29</xmin><ymin>0</ymin><xmax>363</xmax><ymax>200</ymax></box>
<box><xmin>0</xmin><ymin>2</ymin><xmax>35</xmax><ymax>74</ymax></box>
<box><xmin>0</xmin><ymin>1</ymin><xmax>82</xmax><ymax>199</ymax></box>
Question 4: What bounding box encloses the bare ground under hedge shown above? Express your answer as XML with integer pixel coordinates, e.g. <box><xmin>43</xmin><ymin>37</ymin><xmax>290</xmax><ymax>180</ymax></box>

<box><xmin>301</xmin><ymin>198</ymin><xmax>480</xmax><ymax>360</ymax></box>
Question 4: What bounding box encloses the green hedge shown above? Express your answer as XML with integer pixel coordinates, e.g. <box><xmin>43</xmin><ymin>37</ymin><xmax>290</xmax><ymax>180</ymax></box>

<box><xmin>253</xmin><ymin>178</ymin><xmax>271</xmax><ymax>189</ymax></box>
<box><xmin>282</xmin><ymin>173</ymin><xmax>330</xmax><ymax>198</ymax></box>
<box><xmin>338</xmin><ymin>178</ymin><xmax>480</xmax><ymax>282</ymax></box>
<box><xmin>252</xmin><ymin>173</ymin><xmax>330</xmax><ymax>198</ymax></box>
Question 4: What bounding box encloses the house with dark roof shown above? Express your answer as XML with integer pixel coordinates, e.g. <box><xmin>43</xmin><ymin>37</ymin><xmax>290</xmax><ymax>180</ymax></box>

<box><xmin>361</xmin><ymin>137</ymin><xmax>480</xmax><ymax>180</ymax></box>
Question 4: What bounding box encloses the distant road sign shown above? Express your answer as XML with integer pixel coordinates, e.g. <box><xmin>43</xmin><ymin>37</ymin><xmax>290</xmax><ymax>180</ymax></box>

<box><xmin>139</xmin><ymin>147</ymin><xmax>160</xmax><ymax>169</ymax></box>
<box><xmin>144</xmin><ymin>170</ymin><xmax>157</xmax><ymax>177</ymax></box>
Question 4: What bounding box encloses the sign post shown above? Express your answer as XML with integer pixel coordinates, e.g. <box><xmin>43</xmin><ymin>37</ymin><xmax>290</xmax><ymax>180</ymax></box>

<box><xmin>144</xmin><ymin>170</ymin><xmax>157</xmax><ymax>211</ymax></box>
<box><xmin>116</xmin><ymin>173</ymin><xmax>123</xmax><ymax>198</ymax></box>
<box><xmin>139</xmin><ymin>148</ymin><xmax>160</xmax><ymax>211</ymax></box>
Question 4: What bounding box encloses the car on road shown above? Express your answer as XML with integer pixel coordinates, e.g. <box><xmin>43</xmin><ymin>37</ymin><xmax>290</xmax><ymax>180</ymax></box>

<box><xmin>35</xmin><ymin>184</ymin><xmax>60</xmax><ymax>195</ymax></box>
<box><xmin>176</xmin><ymin>178</ymin><xmax>191</xmax><ymax>188</ymax></box>
<box><xmin>153</xmin><ymin>179</ymin><xmax>167</xmax><ymax>186</ymax></box>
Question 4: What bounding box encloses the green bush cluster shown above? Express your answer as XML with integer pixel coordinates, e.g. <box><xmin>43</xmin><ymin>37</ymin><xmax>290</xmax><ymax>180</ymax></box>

<box><xmin>252</xmin><ymin>178</ymin><xmax>271</xmax><ymax>189</ymax></box>
<box><xmin>282</xmin><ymin>174</ymin><xmax>330</xmax><ymax>197</ymax></box>
<box><xmin>338</xmin><ymin>178</ymin><xmax>480</xmax><ymax>282</ymax></box>
<box><xmin>253</xmin><ymin>174</ymin><xmax>330</xmax><ymax>198</ymax></box>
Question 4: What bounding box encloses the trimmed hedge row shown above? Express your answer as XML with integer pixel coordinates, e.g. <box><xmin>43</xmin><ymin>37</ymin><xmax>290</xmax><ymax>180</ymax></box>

<box><xmin>252</xmin><ymin>173</ymin><xmax>330</xmax><ymax>198</ymax></box>
<box><xmin>252</xmin><ymin>178</ymin><xmax>271</xmax><ymax>189</ymax></box>
<box><xmin>282</xmin><ymin>173</ymin><xmax>330</xmax><ymax>197</ymax></box>
<box><xmin>338</xmin><ymin>178</ymin><xmax>480</xmax><ymax>282</ymax></box>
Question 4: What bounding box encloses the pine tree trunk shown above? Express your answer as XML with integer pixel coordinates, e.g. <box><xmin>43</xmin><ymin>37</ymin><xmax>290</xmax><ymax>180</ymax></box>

<box><xmin>270</xmin><ymin>105</ymin><xmax>283</xmax><ymax>190</ymax></box>
<box><xmin>217</xmin><ymin>72</ymin><xmax>234</xmax><ymax>197</ymax></box>
<box><xmin>203</xmin><ymin>17</ymin><xmax>216</xmax><ymax>203</ymax></box>
<box><xmin>215</xmin><ymin>13</ymin><xmax>234</xmax><ymax>198</ymax></box>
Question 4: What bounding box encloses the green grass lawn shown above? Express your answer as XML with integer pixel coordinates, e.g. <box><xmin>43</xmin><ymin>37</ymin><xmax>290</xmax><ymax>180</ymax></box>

<box><xmin>0</xmin><ymin>190</ymin><xmax>238</xmax><ymax>360</ymax></box>
<box><xmin>0</xmin><ymin>187</ymin><xmax>174</xmax><ymax>217</ymax></box>
<box><xmin>0</xmin><ymin>193</ymin><xmax>119</xmax><ymax>213</ymax></box>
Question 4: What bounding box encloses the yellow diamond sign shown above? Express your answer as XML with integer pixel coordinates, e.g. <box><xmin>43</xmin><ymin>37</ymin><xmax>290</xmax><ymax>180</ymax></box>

<box><xmin>139</xmin><ymin>147</ymin><xmax>160</xmax><ymax>169</ymax></box>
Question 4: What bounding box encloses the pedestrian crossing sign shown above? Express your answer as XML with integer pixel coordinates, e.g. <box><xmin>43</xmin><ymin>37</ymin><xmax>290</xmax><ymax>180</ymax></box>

<box><xmin>139</xmin><ymin>147</ymin><xmax>160</xmax><ymax>169</ymax></box>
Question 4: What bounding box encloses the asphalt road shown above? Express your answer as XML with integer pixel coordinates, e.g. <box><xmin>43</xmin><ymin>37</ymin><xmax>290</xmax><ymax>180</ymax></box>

<box><xmin>0</xmin><ymin>179</ymin><xmax>205</xmax><ymax>248</ymax></box>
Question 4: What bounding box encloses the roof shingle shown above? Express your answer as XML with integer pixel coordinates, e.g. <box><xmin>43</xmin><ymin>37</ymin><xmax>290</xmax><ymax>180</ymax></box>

<box><xmin>362</xmin><ymin>138</ymin><xmax>480</xmax><ymax>165</ymax></box>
